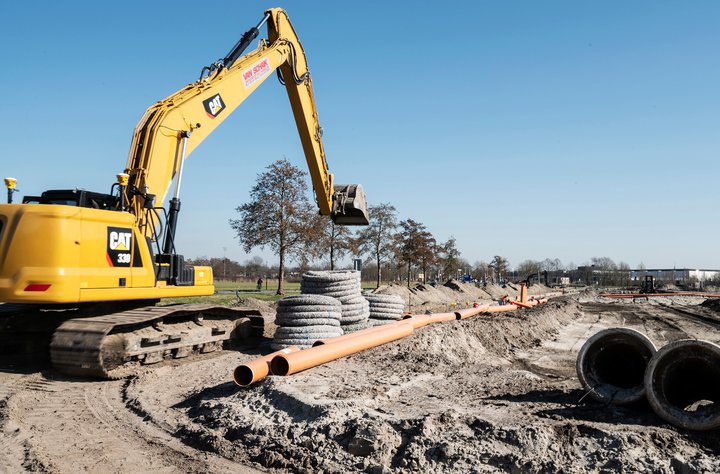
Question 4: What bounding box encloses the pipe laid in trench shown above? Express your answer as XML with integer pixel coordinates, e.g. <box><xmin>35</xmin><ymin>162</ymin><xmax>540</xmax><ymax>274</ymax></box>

<box><xmin>313</xmin><ymin>322</ymin><xmax>404</xmax><ymax>346</ymax></box>
<box><xmin>510</xmin><ymin>300</ymin><xmax>537</xmax><ymax>309</ymax></box>
<box><xmin>313</xmin><ymin>311</ymin><xmax>459</xmax><ymax>348</ymax></box>
<box><xmin>270</xmin><ymin>322</ymin><xmax>414</xmax><ymax>376</ymax></box>
<box><xmin>455</xmin><ymin>305</ymin><xmax>490</xmax><ymax>320</ymax></box>
<box><xmin>576</xmin><ymin>328</ymin><xmax>656</xmax><ymax>405</ymax></box>
<box><xmin>236</xmin><ymin>299</ymin><xmax>548</xmax><ymax>385</ymax></box>
<box><xmin>233</xmin><ymin>346</ymin><xmax>300</xmax><ymax>387</ymax></box>
<box><xmin>645</xmin><ymin>339</ymin><xmax>720</xmax><ymax>431</ymax></box>
<box><xmin>484</xmin><ymin>304</ymin><xmax>518</xmax><ymax>313</ymax></box>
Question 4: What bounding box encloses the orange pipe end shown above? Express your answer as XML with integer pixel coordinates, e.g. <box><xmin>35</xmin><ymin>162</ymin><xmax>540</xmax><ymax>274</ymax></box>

<box><xmin>270</xmin><ymin>322</ymin><xmax>414</xmax><ymax>376</ymax></box>
<box><xmin>233</xmin><ymin>346</ymin><xmax>301</xmax><ymax>387</ymax></box>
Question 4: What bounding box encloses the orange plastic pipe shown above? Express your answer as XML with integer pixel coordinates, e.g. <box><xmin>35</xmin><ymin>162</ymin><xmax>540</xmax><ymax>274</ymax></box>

<box><xmin>401</xmin><ymin>312</ymin><xmax>459</xmax><ymax>328</ymax></box>
<box><xmin>428</xmin><ymin>312</ymin><xmax>459</xmax><ymax>323</ymax></box>
<box><xmin>233</xmin><ymin>346</ymin><xmax>301</xmax><ymax>387</ymax></box>
<box><xmin>402</xmin><ymin>314</ymin><xmax>433</xmax><ymax>328</ymax></box>
<box><xmin>484</xmin><ymin>304</ymin><xmax>518</xmax><ymax>313</ymax></box>
<box><xmin>520</xmin><ymin>283</ymin><xmax>528</xmax><ymax>304</ymax></box>
<box><xmin>510</xmin><ymin>300</ymin><xmax>534</xmax><ymax>308</ymax></box>
<box><xmin>313</xmin><ymin>322</ymin><xmax>404</xmax><ymax>346</ymax></box>
<box><xmin>455</xmin><ymin>305</ymin><xmax>489</xmax><ymax>320</ymax></box>
<box><xmin>270</xmin><ymin>322</ymin><xmax>414</xmax><ymax>376</ymax></box>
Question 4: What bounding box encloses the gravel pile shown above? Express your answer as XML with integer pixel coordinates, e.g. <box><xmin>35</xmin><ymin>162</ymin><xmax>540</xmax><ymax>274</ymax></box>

<box><xmin>301</xmin><ymin>270</ymin><xmax>370</xmax><ymax>333</ymax></box>
<box><xmin>271</xmin><ymin>294</ymin><xmax>343</xmax><ymax>350</ymax></box>
<box><xmin>365</xmin><ymin>293</ymin><xmax>406</xmax><ymax>326</ymax></box>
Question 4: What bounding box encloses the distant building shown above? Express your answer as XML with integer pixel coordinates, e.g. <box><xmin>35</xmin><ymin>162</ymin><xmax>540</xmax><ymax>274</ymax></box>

<box><xmin>630</xmin><ymin>268</ymin><xmax>720</xmax><ymax>284</ymax></box>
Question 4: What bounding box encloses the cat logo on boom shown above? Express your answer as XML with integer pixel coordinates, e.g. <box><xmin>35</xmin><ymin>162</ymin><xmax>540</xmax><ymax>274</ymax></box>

<box><xmin>202</xmin><ymin>94</ymin><xmax>226</xmax><ymax>118</ymax></box>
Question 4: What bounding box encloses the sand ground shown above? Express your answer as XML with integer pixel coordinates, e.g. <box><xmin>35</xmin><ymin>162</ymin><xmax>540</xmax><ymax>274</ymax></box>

<box><xmin>1</xmin><ymin>283</ymin><xmax>718</xmax><ymax>473</ymax></box>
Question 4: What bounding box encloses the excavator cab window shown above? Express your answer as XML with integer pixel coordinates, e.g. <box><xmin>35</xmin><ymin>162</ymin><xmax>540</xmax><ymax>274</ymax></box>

<box><xmin>24</xmin><ymin>189</ymin><xmax>119</xmax><ymax>210</ymax></box>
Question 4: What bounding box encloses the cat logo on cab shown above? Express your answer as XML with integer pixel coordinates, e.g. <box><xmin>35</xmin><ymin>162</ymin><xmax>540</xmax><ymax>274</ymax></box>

<box><xmin>107</xmin><ymin>227</ymin><xmax>132</xmax><ymax>267</ymax></box>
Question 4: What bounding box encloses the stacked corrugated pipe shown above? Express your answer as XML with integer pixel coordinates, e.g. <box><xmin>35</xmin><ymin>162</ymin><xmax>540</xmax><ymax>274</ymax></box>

<box><xmin>365</xmin><ymin>293</ymin><xmax>406</xmax><ymax>326</ymax></box>
<box><xmin>271</xmin><ymin>295</ymin><xmax>343</xmax><ymax>350</ymax></box>
<box><xmin>300</xmin><ymin>270</ymin><xmax>370</xmax><ymax>333</ymax></box>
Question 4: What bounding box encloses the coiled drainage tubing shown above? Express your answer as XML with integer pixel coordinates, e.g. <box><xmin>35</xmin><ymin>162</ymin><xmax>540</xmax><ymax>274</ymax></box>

<box><xmin>576</xmin><ymin>328</ymin><xmax>656</xmax><ymax>405</ymax></box>
<box><xmin>645</xmin><ymin>339</ymin><xmax>720</xmax><ymax>431</ymax></box>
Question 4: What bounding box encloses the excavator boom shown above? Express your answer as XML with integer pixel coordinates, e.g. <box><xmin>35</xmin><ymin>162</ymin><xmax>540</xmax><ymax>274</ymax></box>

<box><xmin>125</xmin><ymin>8</ymin><xmax>369</xmax><ymax>230</ymax></box>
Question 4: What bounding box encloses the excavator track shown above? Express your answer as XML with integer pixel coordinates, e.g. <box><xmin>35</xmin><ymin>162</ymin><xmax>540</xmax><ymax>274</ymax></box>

<box><xmin>49</xmin><ymin>304</ymin><xmax>264</xmax><ymax>379</ymax></box>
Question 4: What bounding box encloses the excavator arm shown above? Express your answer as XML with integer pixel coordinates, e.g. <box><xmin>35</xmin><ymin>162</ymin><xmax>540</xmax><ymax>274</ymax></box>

<box><xmin>125</xmin><ymin>8</ymin><xmax>369</xmax><ymax>240</ymax></box>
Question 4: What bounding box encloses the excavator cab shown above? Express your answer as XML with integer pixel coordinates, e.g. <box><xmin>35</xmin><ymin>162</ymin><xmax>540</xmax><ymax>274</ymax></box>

<box><xmin>332</xmin><ymin>184</ymin><xmax>369</xmax><ymax>225</ymax></box>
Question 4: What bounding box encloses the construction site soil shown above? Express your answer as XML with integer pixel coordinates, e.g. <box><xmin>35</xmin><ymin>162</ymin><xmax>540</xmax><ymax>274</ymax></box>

<box><xmin>1</xmin><ymin>282</ymin><xmax>719</xmax><ymax>473</ymax></box>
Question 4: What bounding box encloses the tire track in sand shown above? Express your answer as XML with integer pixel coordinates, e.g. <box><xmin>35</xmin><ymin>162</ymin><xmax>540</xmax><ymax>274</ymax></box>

<box><xmin>6</xmin><ymin>375</ymin><xmax>253</xmax><ymax>473</ymax></box>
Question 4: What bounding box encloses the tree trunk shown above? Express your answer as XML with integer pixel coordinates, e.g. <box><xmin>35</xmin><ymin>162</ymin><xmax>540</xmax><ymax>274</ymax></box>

<box><xmin>406</xmin><ymin>262</ymin><xmax>411</xmax><ymax>288</ymax></box>
<box><xmin>277</xmin><ymin>247</ymin><xmax>285</xmax><ymax>295</ymax></box>
<box><xmin>330</xmin><ymin>245</ymin><xmax>335</xmax><ymax>271</ymax></box>
<box><xmin>376</xmin><ymin>252</ymin><xmax>381</xmax><ymax>289</ymax></box>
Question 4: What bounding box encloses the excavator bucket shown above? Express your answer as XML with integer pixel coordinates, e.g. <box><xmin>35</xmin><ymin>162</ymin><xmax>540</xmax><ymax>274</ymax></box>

<box><xmin>332</xmin><ymin>184</ymin><xmax>370</xmax><ymax>225</ymax></box>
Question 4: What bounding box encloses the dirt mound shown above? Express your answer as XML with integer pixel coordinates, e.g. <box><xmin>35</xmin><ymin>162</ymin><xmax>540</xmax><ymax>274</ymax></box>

<box><xmin>701</xmin><ymin>298</ymin><xmax>720</xmax><ymax>312</ymax></box>
<box><xmin>232</xmin><ymin>297</ymin><xmax>277</xmax><ymax>338</ymax></box>
<box><xmin>232</xmin><ymin>297</ymin><xmax>275</xmax><ymax>316</ymax></box>
<box><xmin>371</xmin><ymin>282</ymin><xmax>554</xmax><ymax>313</ymax></box>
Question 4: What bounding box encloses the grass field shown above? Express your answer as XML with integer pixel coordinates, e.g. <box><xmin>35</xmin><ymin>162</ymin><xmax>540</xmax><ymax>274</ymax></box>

<box><xmin>160</xmin><ymin>279</ymin><xmax>379</xmax><ymax>306</ymax></box>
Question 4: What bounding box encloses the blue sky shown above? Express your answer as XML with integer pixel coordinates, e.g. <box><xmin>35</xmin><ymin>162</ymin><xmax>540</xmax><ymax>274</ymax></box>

<box><xmin>1</xmin><ymin>1</ymin><xmax>719</xmax><ymax>269</ymax></box>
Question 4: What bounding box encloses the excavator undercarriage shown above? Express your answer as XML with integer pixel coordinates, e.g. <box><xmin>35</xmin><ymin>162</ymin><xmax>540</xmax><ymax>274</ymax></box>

<box><xmin>1</xmin><ymin>303</ymin><xmax>263</xmax><ymax>378</ymax></box>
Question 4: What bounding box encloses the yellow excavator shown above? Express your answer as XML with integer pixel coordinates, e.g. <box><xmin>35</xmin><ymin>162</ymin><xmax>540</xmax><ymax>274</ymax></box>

<box><xmin>0</xmin><ymin>8</ymin><xmax>369</xmax><ymax>377</ymax></box>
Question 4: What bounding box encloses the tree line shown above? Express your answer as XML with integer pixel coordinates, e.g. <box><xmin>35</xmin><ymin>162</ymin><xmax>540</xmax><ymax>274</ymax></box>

<box><xmin>194</xmin><ymin>159</ymin><xmax>670</xmax><ymax>294</ymax></box>
<box><xmin>221</xmin><ymin>159</ymin><xmax>491</xmax><ymax>294</ymax></box>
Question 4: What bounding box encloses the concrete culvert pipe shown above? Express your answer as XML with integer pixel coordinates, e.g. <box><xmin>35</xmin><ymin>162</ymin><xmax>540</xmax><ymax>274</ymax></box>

<box><xmin>645</xmin><ymin>339</ymin><xmax>720</xmax><ymax>431</ymax></box>
<box><xmin>576</xmin><ymin>328</ymin><xmax>656</xmax><ymax>405</ymax></box>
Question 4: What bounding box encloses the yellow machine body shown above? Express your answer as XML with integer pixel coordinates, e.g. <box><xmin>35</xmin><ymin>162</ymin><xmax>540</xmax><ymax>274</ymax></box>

<box><xmin>0</xmin><ymin>8</ymin><xmax>366</xmax><ymax>307</ymax></box>
<box><xmin>0</xmin><ymin>203</ymin><xmax>212</xmax><ymax>304</ymax></box>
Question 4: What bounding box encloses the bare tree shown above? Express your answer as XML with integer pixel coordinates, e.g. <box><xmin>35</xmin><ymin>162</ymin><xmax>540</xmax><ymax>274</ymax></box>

<box><xmin>541</xmin><ymin>258</ymin><xmax>563</xmax><ymax>272</ymax></box>
<box><xmin>473</xmin><ymin>260</ymin><xmax>492</xmax><ymax>283</ymax></box>
<box><xmin>618</xmin><ymin>261</ymin><xmax>631</xmax><ymax>287</ymax></box>
<box><xmin>416</xmin><ymin>230</ymin><xmax>437</xmax><ymax>284</ymax></box>
<box><xmin>490</xmin><ymin>255</ymin><xmax>509</xmax><ymax>283</ymax></box>
<box><xmin>591</xmin><ymin>256</ymin><xmax>618</xmax><ymax>286</ymax></box>
<box><xmin>440</xmin><ymin>237</ymin><xmax>461</xmax><ymax>280</ymax></box>
<box><xmin>319</xmin><ymin>219</ymin><xmax>352</xmax><ymax>270</ymax></box>
<box><xmin>352</xmin><ymin>203</ymin><xmax>398</xmax><ymax>288</ymax></box>
<box><xmin>395</xmin><ymin>219</ymin><xmax>435</xmax><ymax>287</ymax></box>
<box><xmin>517</xmin><ymin>259</ymin><xmax>541</xmax><ymax>278</ymax></box>
<box><xmin>229</xmin><ymin>159</ymin><xmax>320</xmax><ymax>295</ymax></box>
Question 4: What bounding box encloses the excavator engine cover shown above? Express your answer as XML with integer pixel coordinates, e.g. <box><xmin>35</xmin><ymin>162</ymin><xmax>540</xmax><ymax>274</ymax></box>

<box><xmin>332</xmin><ymin>184</ymin><xmax>369</xmax><ymax>225</ymax></box>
